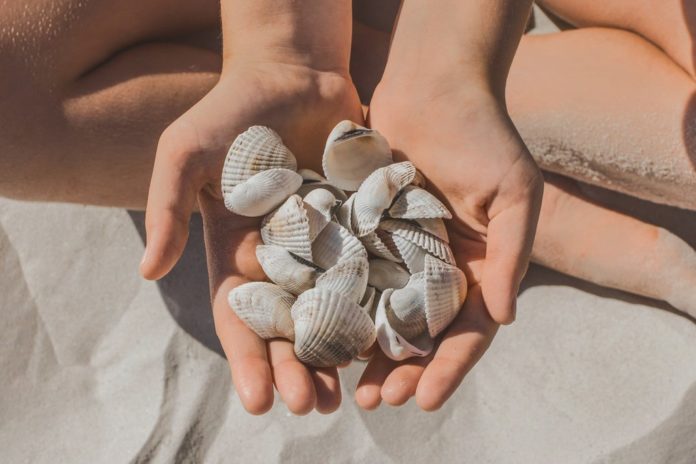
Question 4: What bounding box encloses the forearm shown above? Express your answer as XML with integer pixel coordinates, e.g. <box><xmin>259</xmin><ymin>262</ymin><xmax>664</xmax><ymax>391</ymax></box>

<box><xmin>221</xmin><ymin>0</ymin><xmax>353</xmax><ymax>73</ymax></box>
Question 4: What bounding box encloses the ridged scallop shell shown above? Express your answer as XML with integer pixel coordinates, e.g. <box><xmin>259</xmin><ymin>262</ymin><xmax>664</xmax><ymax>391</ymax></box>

<box><xmin>322</xmin><ymin>120</ymin><xmax>393</xmax><ymax>191</ymax></box>
<box><xmin>292</xmin><ymin>288</ymin><xmax>376</xmax><ymax>367</ymax></box>
<box><xmin>303</xmin><ymin>188</ymin><xmax>338</xmax><ymax>222</ymax></box>
<box><xmin>388</xmin><ymin>185</ymin><xmax>452</xmax><ymax>219</ymax></box>
<box><xmin>380</xmin><ymin>219</ymin><xmax>455</xmax><ymax>265</ymax></box>
<box><xmin>314</xmin><ymin>256</ymin><xmax>369</xmax><ymax>303</ymax></box>
<box><xmin>387</xmin><ymin>272</ymin><xmax>427</xmax><ymax>340</ymax></box>
<box><xmin>390</xmin><ymin>233</ymin><xmax>429</xmax><ymax>273</ymax></box>
<box><xmin>255</xmin><ymin>245</ymin><xmax>321</xmax><ymax>295</ymax></box>
<box><xmin>359</xmin><ymin>286</ymin><xmax>377</xmax><ymax>318</ymax></box>
<box><xmin>260</xmin><ymin>195</ymin><xmax>312</xmax><ymax>261</ymax></box>
<box><xmin>336</xmin><ymin>194</ymin><xmax>356</xmax><ymax>233</ymax></box>
<box><xmin>222</xmin><ymin>126</ymin><xmax>297</xmax><ymax>189</ymax></box>
<box><xmin>367</xmin><ymin>259</ymin><xmax>410</xmax><ymax>291</ymax></box>
<box><xmin>352</xmin><ymin>162</ymin><xmax>418</xmax><ymax>237</ymax></box>
<box><xmin>228</xmin><ymin>282</ymin><xmax>296</xmax><ymax>340</ymax></box>
<box><xmin>223</xmin><ymin>168</ymin><xmax>303</xmax><ymax>217</ymax></box>
<box><xmin>412</xmin><ymin>218</ymin><xmax>449</xmax><ymax>243</ymax></box>
<box><xmin>360</xmin><ymin>230</ymin><xmax>402</xmax><ymax>262</ymax></box>
<box><xmin>375</xmin><ymin>289</ymin><xmax>434</xmax><ymax>361</ymax></box>
<box><xmin>311</xmin><ymin>221</ymin><xmax>367</xmax><ymax>270</ymax></box>
<box><xmin>424</xmin><ymin>254</ymin><xmax>467</xmax><ymax>337</ymax></box>
<box><xmin>298</xmin><ymin>168</ymin><xmax>325</xmax><ymax>183</ymax></box>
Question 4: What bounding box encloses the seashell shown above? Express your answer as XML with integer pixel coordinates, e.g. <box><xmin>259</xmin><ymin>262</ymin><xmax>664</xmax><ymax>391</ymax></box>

<box><xmin>390</xmin><ymin>233</ymin><xmax>429</xmax><ymax>273</ymax></box>
<box><xmin>223</xmin><ymin>168</ymin><xmax>303</xmax><ymax>217</ymax></box>
<box><xmin>352</xmin><ymin>162</ymin><xmax>418</xmax><ymax>237</ymax></box>
<box><xmin>336</xmin><ymin>194</ymin><xmax>356</xmax><ymax>233</ymax></box>
<box><xmin>311</xmin><ymin>221</ymin><xmax>367</xmax><ymax>270</ymax></box>
<box><xmin>388</xmin><ymin>185</ymin><xmax>452</xmax><ymax>220</ymax></box>
<box><xmin>314</xmin><ymin>256</ymin><xmax>369</xmax><ymax>303</ymax></box>
<box><xmin>380</xmin><ymin>219</ymin><xmax>455</xmax><ymax>265</ymax></box>
<box><xmin>375</xmin><ymin>289</ymin><xmax>434</xmax><ymax>361</ymax></box>
<box><xmin>367</xmin><ymin>259</ymin><xmax>410</xmax><ymax>291</ymax></box>
<box><xmin>260</xmin><ymin>194</ymin><xmax>312</xmax><ymax>261</ymax></box>
<box><xmin>359</xmin><ymin>286</ymin><xmax>377</xmax><ymax>318</ymax></box>
<box><xmin>222</xmin><ymin>126</ymin><xmax>297</xmax><ymax>189</ymax></box>
<box><xmin>423</xmin><ymin>254</ymin><xmax>467</xmax><ymax>337</ymax></box>
<box><xmin>322</xmin><ymin>120</ymin><xmax>393</xmax><ymax>191</ymax></box>
<box><xmin>387</xmin><ymin>272</ymin><xmax>427</xmax><ymax>340</ymax></box>
<box><xmin>298</xmin><ymin>168</ymin><xmax>325</xmax><ymax>183</ymax></box>
<box><xmin>412</xmin><ymin>217</ymin><xmax>449</xmax><ymax>243</ymax></box>
<box><xmin>255</xmin><ymin>245</ymin><xmax>321</xmax><ymax>295</ymax></box>
<box><xmin>360</xmin><ymin>230</ymin><xmax>402</xmax><ymax>262</ymax></box>
<box><xmin>292</xmin><ymin>287</ymin><xmax>376</xmax><ymax>367</ymax></box>
<box><xmin>296</xmin><ymin>181</ymin><xmax>348</xmax><ymax>203</ymax></box>
<box><xmin>228</xmin><ymin>282</ymin><xmax>296</xmax><ymax>340</ymax></box>
<box><xmin>303</xmin><ymin>188</ymin><xmax>338</xmax><ymax>222</ymax></box>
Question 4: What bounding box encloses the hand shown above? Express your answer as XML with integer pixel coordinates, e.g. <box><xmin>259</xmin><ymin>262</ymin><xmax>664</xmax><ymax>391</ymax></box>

<box><xmin>356</xmin><ymin>84</ymin><xmax>543</xmax><ymax>411</ymax></box>
<box><xmin>140</xmin><ymin>60</ymin><xmax>363</xmax><ymax>414</ymax></box>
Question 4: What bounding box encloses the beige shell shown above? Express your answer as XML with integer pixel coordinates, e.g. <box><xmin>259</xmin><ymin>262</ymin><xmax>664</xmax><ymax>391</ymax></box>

<box><xmin>322</xmin><ymin>120</ymin><xmax>393</xmax><ymax>191</ymax></box>
<box><xmin>359</xmin><ymin>286</ymin><xmax>377</xmax><ymax>318</ymax></box>
<box><xmin>314</xmin><ymin>256</ymin><xmax>369</xmax><ymax>303</ymax></box>
<box><xmin>311</xmin><ymin>221</ymin><xmax>368</xmax><ymax>270</ymax></box>
<box><xmin>255</xmin><ymin>245</ymin><xmax>321</xmax><ymax>295</ymax></box>
<box><xmin>367</xmin><ymin>259</ymin><xmax>411</xmax><ymax>291</ymax></box>
<box><xmin>388</xmin><ymin>185</ymin><xmax>452</xmax><ymax>220</ymax></box>
<box><xmin>228</xmin><ymin>282</ymin><xmax>296</xmax><ymax>340</ymax></box>
<box><xmin>412</xmin><ymin>217</ymin><xmax>450</xmax><ymax>243</ymax></box>
<box><xmin>223</xmin><ymin>168</ymin><xmax>303</xmax><ymax>217</ymax></box>
<box><xmin>352</xmin><ymin>162</ymin><xmax>418</xmax><ymax>237</ymax></box>
<box><xmin>222</xmin><ymin>126</ymin><xmax>297</xmax><ymax>189</ymax></box>
<box><xmin>303</xmin><ymin>188</ymin><xmax>338</xmax><ymax>226</ymax></box>
<box><xmin>375</xmin><ymin>288</ymin><xmax>434</xmax><ymax>361</ymax></box>
<box><xmin>424</xmin><ymin>254</ymin><xmax>467</xmax><ymax>337</ymax></box>
<box><xmin>260</xmin><ymin>194</ymin><xmax>313</xmax><ymax>261</ymax></box>
<box><xmin>292</xmin><ymin>287</ymin><xmax>377</xmax><ymax>367</ymax></box>
<box><xmin>360</xmin><ymin>230</ymin><xmax>402</xmax><ymax>262</ymax></box>
<box><xmin>335</xmin><ymin>194</ymin><xmax>356</xmax><ymax>233</ymax></box>
<box><xmin>390</xmin><ymin>233</ymin><xmax>429</xmax><ymax>273</ymax></box>
<box><xmin>387</xmin><ymin>272</ymin><xmax>427</xmax><ymax>341</ymax></box>
<box><xmin>380</xmin><ymin>219</ymin><xmax>455</xmax><ymax>265</ymax></box>
<box><xmin>298</xmin><ymin>168</ymin><xmax>325</xmax><ymax>183</ymax></box>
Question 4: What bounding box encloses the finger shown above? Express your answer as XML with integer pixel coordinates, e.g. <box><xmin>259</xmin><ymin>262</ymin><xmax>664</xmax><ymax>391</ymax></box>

<box><xmin>267</xmin><ymin>339</ymin><xmax>317</xmax><ymax>415</ymax></box>
<box><xmin>416</xmin><ymin>285</ymin><xmax>498</xmax><ymax>411</ymax></box>
<box><xmin>483</xmin><ymin>173</ymin><xmax>543</xmax><ymax>324</ymax></box>
<box><xmin>355</xmin><ymin>350</ymin><xmax>396</xmax><ymax>410</ymax></box>
<box><xmin>380</xmin><ymin>357</ymin><xmax>429</xmax><ymax>406</ymax></box>
<box><xmin>310</xmin><ymin>367</ymin><xmax>342</xmax><ymax>414</ymax></box>
<box><xmin>141</xmin><ymin>124</ymin><xmax>206</xmax><ymax>280</ymax></box>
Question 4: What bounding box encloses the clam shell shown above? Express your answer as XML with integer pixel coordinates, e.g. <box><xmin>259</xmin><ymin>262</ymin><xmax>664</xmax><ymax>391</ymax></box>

<box><xmin>228</xmin><ymin>282</ymin><xmax>295</xmax><ymax>340</ymax></box>
<box><xmin>359</xmin><ymin>286</ymin><xmax>377</xmax><ymax>318</ymax></box>
<box><xmin>255</xmin><ymin>245</ymin><xmax>321</xmax><ymax>295</ymax></box>
<box><xmin>412</xmin><ymin>217</ymin><xmax>449</xmax><ymax>243</ymax></box>
<box><xmin>424</xmin><ymin>254</ymin><xmax>467</xmax><ymax>337</ymax></box>
<box><xmin>222</xmin><ymin>126</ymin><xmax>296</xmax><ymax>188</ymax></box>
<box><xmin>380</xmin><ymin>219</ymin><xmax>455</xmax><ymax>265</ymax></box>
<box><xmin>292</xmin><ymin>287</ymin><xmax>376</xmax><ymax>367</ymax></box>
<box><xmin>298</xmin><ymin>168</ymin><xmax>325</xmax><ymax>183</ymax></box>
<box><xmin>223</xmin><ymin>168</ymin><xmax>303</xmax><ymax>217</ymax></box>
<box><xmin>388</xmin><ymin>185</ymin><xmax>452</xmax><ymax>220</ymax></box>
<box><xmin>336</xmin><ymin>194</ymin><xmax>356</xmax><ymax>233</ymax></box>
<box><xmin>303</xmin><ymin>188</ymin><xmax>338</xmax><ymax>222</ymax></box>
<box><xmin>375</xmin><ymin>289</ymin><xmax>434</xmax><ymax>361</ymax></box>
<box><xmin>387</xmin><ymin>272</ymin><xmax>427</xmax><ymax>340</ymax></box>
<box><xmin>260</xmin><ymin>194</ymin><xmax>312</xmax><ymax>261</ymax></box>
<box><xmin>360</xmin><ymin>230</ymin><xmax>402</xmax><ymax>262</ymax></box>
<box><xmin>367</xmin><ymin>259</ymin><xmax>410</xmax><ymax>291</ymax></box>
<box><xmin>311</xmin><ymin>221</ymin><xmax>367</xmax><ymax>270</ymax></box>
<box><xmin>390</xmin><ymin>233</ymin><xmax>429</xmax><ymax>273</ymax></box>
<box><xmin>352</xmin><ymin>162</ymin><xmax>418</xmax><ymax>237</ymax></box>
<box><xmin>314</xmin><ymin>256</ymin><xmax>369</xmax><ymax>303</ymax></box>
<box><xmin>322</xmin><ymin>120</ymin><xmax>393</xmax><ymax>191</ymax></box>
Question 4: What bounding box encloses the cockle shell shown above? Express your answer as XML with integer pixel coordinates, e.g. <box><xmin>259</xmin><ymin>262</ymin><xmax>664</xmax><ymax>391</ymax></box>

<box><xmin>375</xmin><ymin>289</ymin><xmax>434</xmax><ymax>361</ymax></box>
<box><xmin>390</xmin><ymin>233</ymin><xmax>429</xmax><ymax>273</ymax></box>
<box><xmin>303</xmin><ymin>188</ymin><xmax>338</xmax><ymax>224</ymax></box>
<box><xmin>228</xmin><ymin>282</ymin><xmax>296</xmax><ymax>340</ymax></box>
<box><xmin>222</xmin><ymin>126</ymin><xmax>297</xmax><ymax>188</ymax></box>
<box><xmin>352</xmin><ymin>162</ymin><xmax>419</xmax><ymax>237</ymax></box>
<box><xmin>423</xmin><ymin>254</ymin><xmax>467</xmax><ymax>337</ymax></box>
<box><xmin>296</xmin><ymin>169</ymin><xmax>348</xmax><ymax>202</ymax></box>
<box><xmin>367</xmin><ymin>259</ymin><xmax>411</xmax><ymax>291</ymax></box>
<box><xmin>292</xmin><ymin>287</ymin><xmax>377</xmax><ymax>367</ymax></box>
<box><xmin>322</xmin><ymin>120</ymin><xmax>393</xmax><ymax>191</ymax></box>
<box><xmin>315</xmin><ymin>256</ymin><xmax>369</xmax><ymax>304</ymax></box>
<box><xmin>223</xmin><ymin>168</ymin><xmax>303</xmax><ymax>217</ymax></box>
<box><xmin>380</xmin><ymin>219</ymin><xmax>455</xmax><ymax>265</ymax></box>
<box><xmin>359</xmin><ymin>286</ymin><xmax>377</xmax><ymax>318</ymax></box>
<box><xmin>388</xmin><ymin>185</ymin><xmax>452</xmax><ymax>220</ymax></box>
<box><xmin>311</xmin><ymin>221</ymin><xmax>368</xmax><ymax>270</ymax></box>
<box><xmin>260</xmin><ymin>195</ymin><xmax>313</xmax><ymax>261</ymax></box>
<box><xmin>412</xmin><ymin>217</ymin><xmax>449</xmax><ymax>243</ymax></box>
<box><xmin>360</xmin><ymin>230</ymin><xmax>402</xmax><ymax>262</ymax></box>
<box><xmin>336</xmin><ymin>194</ymin><xmax>356</xmax><ymax>233</ymax></box>
<box><xmin>387</xmin><ymin>272</ymin><xmax>426</xmax><ymax>340</ymax></box>
<box><xmin>298</xmin><ymin>168</ymin><xmax>325</xmax><ymax>183</ymax></box>
<box><xmin>256</xmin><ymin>245</ymin><xmax>321</xmax><ymax>295</ymax></box>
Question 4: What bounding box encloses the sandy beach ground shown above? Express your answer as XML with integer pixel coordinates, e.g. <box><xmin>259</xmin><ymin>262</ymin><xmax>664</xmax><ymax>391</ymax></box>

<box><xmin>2</xmin><ymin>8</ymin><xmax>696</xmax><ymax>464</ymax></box>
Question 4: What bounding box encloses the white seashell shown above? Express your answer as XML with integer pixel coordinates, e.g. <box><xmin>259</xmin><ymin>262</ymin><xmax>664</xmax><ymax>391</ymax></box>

<box><xmin>260</xmin><ymin>195</ymin><xmax>312</xmax><ymax>261</ymax></box>
<box><xmin>223</xmin><ymin>168</ymin><xmax>303</xmax><ymax>217</ymax></box>
<box><xmin>367</xmin><ymin>259</ymin><xmax>410</xmax><ymax>291</ymax></box>
<box><xmin>335</xmin><ymin>194</ymin><xmax>356</xmax><ymax>233</ymax></box>
<box><xmin>388</xmin><ymin>185</ymin><xmax>452</xmax><ymax>220</ymax></box>
<box><xmin>314</xmin><ymin>256</ymin><xmax>369</xmax><ymax>303</ymax></box>
<box><xmin>296</xmin><ymin>182</ymin><xmax>348</xmax><ymax>203</ymax></box>
<box><xmin>412</xmin><ymin>217</ymin><xmax>449</xmax><ymax>243</ymax></box>
<box><xmin>388</xmin><ymin>272</ymin><xmax>427</xmax><ymax>340</ymax></box>
<box><xmin>360</xmin><ymin>230</ymin><xmax>402</xmax><ymax>262</ymax></box>
<box><xmin>303</xmin><ymin>188</ymin><xmax>338</xmax><ymax>222</ymax></box>
<box><xmin>228</xmin><ymin>282</ymin><xmax>296</xmax><ymax>340</ymax></box>
<box><xmin>423</xmin><ymin>254</ymin><xmax>467</xmax><ymax>337</ymax></box>
<box><xmin>292</xmin><ymin>287</ymin><xmax>376</xmax><ymax>367</ymax></box>
<box><xmin>311</xmin><ymin>221</ymin><xmax>367</xmax><ymax>270</ymax></box>
<box><xmin>298</xmin><ymin>168</ymin><xmax>325</xmax><ymax>183</ymax></box>
<box><xmin>390</xmin><ymin>233</ymin><xmax>429</xmax><ymax>273</ymax></box>
<box><xmin>255</xmin><ymin>245</ymin><xmax>321</xmax><ymax>295</ymax></box>
<box><xmin>322</xmin><ymin>120</ymin><xmax>393</xmax><ymax>191</ymax></box>
<box><xmin>380</xmin><ymin>219</ymin><xmax>455</xmax><ymax>265</ymax></box>
<box><xmin>359</xmin><ymin>286</ymin><xmax>377</xmax><ymax>318</ymax></box>
<box><xmin>222</xmin><ymin>126</ymin><xmax>297</xmax><ymax>189</ymax></box>
<box><xmin>352</xmin><ymin>162</ymin><xmax>418</xmax><ymax>237</ymax></box>
<box><xmin>375</xmin><ymin>289</ymin><xmax>434</xmax><ymax>361</ymax></box>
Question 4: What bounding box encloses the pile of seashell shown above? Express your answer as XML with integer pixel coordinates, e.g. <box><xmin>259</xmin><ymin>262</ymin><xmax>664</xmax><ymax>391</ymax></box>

<box><xmin>222</xmin><ymin>121</ymin><xmax>467</xmax><ymax>368</ymax></box>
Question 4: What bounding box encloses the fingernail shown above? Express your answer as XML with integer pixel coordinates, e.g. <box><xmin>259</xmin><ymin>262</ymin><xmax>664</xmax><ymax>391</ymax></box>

<box><xmin>140</xmin><ymin>246</ymin><xmax>149</xmax><ymax>269</ymax></box>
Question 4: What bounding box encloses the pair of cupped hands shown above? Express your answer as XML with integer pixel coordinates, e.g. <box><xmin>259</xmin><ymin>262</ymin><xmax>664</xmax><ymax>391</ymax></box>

<box><xmin>139</xmin><ymin>52</ymin><xmax>543</xmax><ymax>414</ymax></box>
